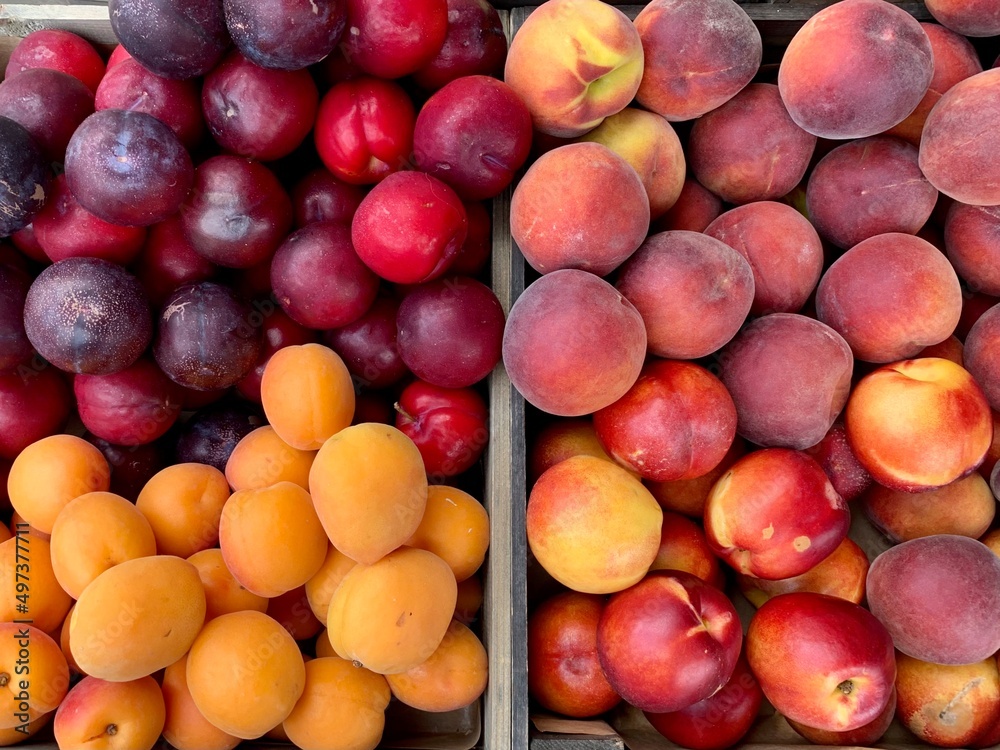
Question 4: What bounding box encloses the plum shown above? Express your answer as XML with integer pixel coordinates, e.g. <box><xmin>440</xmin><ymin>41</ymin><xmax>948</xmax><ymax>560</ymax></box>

<box><xmin>0</xmin><ymin>117</ymin><xmax>50</xmax><ymax>238</ymax></box>
<box><xmin>323</xmin><ymin>296</ymin><xmax>409</xmax><ymax>390</ymax></box>
<box><xmin>132</xmin><ymin>215</ymin><xmax>217</xmax><ymax>308</ymax></box>
<box><xmin>0</xmin><ymin>262</ymin><xmax>33</xmax><ymax>373</ymax></box>
<box><xmin>291</xmin><ymin>169</ymin><xmax>365</xmax><ymax>228</ymax></box>
<box><xmin>341</xmin><ymin>0</ymin><xmax>448</xmax><ymax>80</ymax></box>
<box><xmin>450</xmin><ymin>201</ymin><xmax>492</xmax><ymax>277</ymax></box>
<box><xmin>224</xmin><ymin>0</ymin><xmax>347</xmax><ymax>70</ymax></box>
<box><xmin>4</xmin><ymin>29</ymin><xmax>105</xmax><ymax>94</ymax></box>
<box><xmin>174</xmin><ymin>401</ymin><xmax>264</xmax><ymax>472</ymax></box>
<box><xmin>154</xmin><ymin>282</ymin><xmax>262</xmax><ymax>390</ymax></box>
<box><xmin>0</xmin><ymin>69</ymin><xmax>94</xmax><ymax>164</ymax></box>
<box><xmin>23</xmin><ymin>258</ymin><xmax>152</xmax><ymax>375</ymax></box>
<box><xmin>412</xmin><ymin>0</ymin><xmax>507</xmax><ymax>91</ymax></box>
<box><xmin>0</xmin><ymin>367</ymin><xmax>72</xmax><ymax>460</ymax></box>
<box><xmin>86</xmin><ymin>435</ymin><xmax>171</xmax><ymax>501</ymax></box>
<box><xmin>235</xmin><ymin>308</ymin><xmax>316</xmax><ymax>403</ymax></box>
<box><xmin>64</xmin><ymin>110</ymin><xmax>194</xmax><ymax>227</ymax></box>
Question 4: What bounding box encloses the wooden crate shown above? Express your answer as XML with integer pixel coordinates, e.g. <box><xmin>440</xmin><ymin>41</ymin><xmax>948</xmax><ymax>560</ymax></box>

<box><xmin>0</xmin><ymin>5</ymin><xmax>518</xmax><ymax>750</ymax></box>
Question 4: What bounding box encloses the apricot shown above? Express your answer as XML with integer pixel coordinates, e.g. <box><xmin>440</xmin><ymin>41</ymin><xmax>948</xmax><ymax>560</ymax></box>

<box><xmin>305</xmin><ymin>546</ymin><xmax>356</xmax><ymax>626</ymax></box>
<box><xmin>0</xmin><ymin>711</ymin><xmax>49</xmax><ymax>745</ymax></box>
<box><xmin>187</xmin><ymin>610</ymin><xmax>305</xmax><ymax>739</ymax></box>
<box><xmin>282</xmin><ymin>657</ymin><xmax>391</xmax><ymax>750</ymax></box>
<box><xmin>70</xmin><ymin>555</ymin><xmax>206</xmax><ymax>681</ymax></box>
<box><xmin>405</xmin><ymin>485</ymin><xmax>489</xmax><ymax>582</ymax></box>
<box><xmin>187</xmin><ymin>548</ymin><xmax>267</xmax><ymax>621</ymax></box>
<box><xmin>7</xmin><ymin>434</ymin><xmax>110</xmax><ymax>533</ymax></box>
<box><xmin>136</xmin><ymin>462</ymin><xmax>230</xmax><ymax>558</ymax></box>
<box><xmin>49</xmin><ymin>491</ymin><xmax>156</xmax><ymax>599</ymax></box>
<box><xmin>527</xmin><ymin>455</ymin><xmax>661</xmax><ymax>594</ymax></box>
<box><xmin>309</xmin><ymin>423</ymin><xmax>427</xmax><ymax>565</ymax></box>
<box><xmin>260</xmin><ymin>343</ymin><xmax>355</xmax><ymax>451</ymax></box>
<box><xmin>0</xmin><ymin>624</ymin><xmax>68</xmax><ymax>727</ymax></box>
<box><xmin>386</xmin><ymin>620</ymin><xmax>487</xmax><ymax>712</ymax></box>
<box><xmin>162</xmin><ymin>654</ymin><xmax>240</xmax><ymax>750</ymax></box>
<box><xmin>455</xmin><ymin>575</ymin><xmax>484</xmax><ymax>626</ymax></box>
<box><xmin>327</xmin><ymin>547</ymin><xmax>458</xmax><ymax>675</ymax></box>
<box><xmin>53</xmin><ymin>676</ymin><xmax>165</xmax><ymax>750</ymax></box>
<box><xmin>225</xmin><ymin>425</ymin><xmax>316</xmax><ymax>492</ymax></box>
<box><xmin>267</xmin><ymin>586</ymin><xmax>323</xmax><ymax>641</ymax></box>
<box><xmin>0</xmin><ymin>535</ymin><xmax>71</xmax><ymax>633</ymax></box>
<box><xmin>315</xmin><ymin>628</ymin><xmax>335</xmax><ymax>658</ymax></box>
<box><xmin>645</xmin><ymin>437</ymin><xmax>746</xmax><ymax>518</ymax></box>
<box><xmin>220</xmin><ymin>481</ymin><xmax>328</xmax><ymax>597</ymax></box>
<box><xmin>60</xmin><ymin>603</ymin><xmax>82</xmax><ymax>674</ymax></box>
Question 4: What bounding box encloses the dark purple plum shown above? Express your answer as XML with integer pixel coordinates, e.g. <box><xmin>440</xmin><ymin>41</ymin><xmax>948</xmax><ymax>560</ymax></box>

<box><xmin>23</xmin><ymin>257</ymin><xmax>152</xmax><ymax>375</ymax></box>
<box><xmin>323</xmin><ymin>295</ymin><xmax>409</xmax><ymax>389</ymax></box>
<box><xmin>133</xmin><ymin>215</ymin><xmax>217</xmax><ymax>308</ymax></box>
<box><xmin>108</xmin><ymin>0</ymin><xmax>230</xmax><ymax>80</ymax></box>
<box><xmin>201</xmin><ymin>51</ymin><xmax>319</xmax><ymax>162</ymax></box>
<box><xmin>86</xmin><ymin>434</ymin><xmax>172</xmax><ymax>500</ymax></box>
<box><xmin>0</xmin><ymin>262</ymin><xmax>33</xmax><ymax>372</ymax></box>
<box><xmin>396</xmin><ymin>275</ymin><xmax>504</xmax><ymax>388</ymax></box>
<box><xmin>224</xmin><ymin>0</ymin><xmax>347</xmax><ymax>71</ymax></box>
<box><xmin>64</xmin><ymin>109</ymin><xmax>194</xmax><ymax>227</ymax></box>
<box><xmin>180</xmin><ymin>155</ymin><xmax>293</xmax><ymax>268</ymax></box>
<box><xmin>33</xmin><ymin>175</ymin><xmax>146</xmax><ymax>265</ymax></box>
<box><xmin>0</xmin><ymin>68</ymin><xmax>94</xmax><ymax>164</ymax></box>
<box><xmin>270</xmin><ymin>221</ymin><xmax>379</xmax><ymax>330</ymax></box>
<box><xmin>94</xmin><ymin>58</ymin><xmax>204</xmax><ymax>150</ymax></box>
<box><xmin>0</xmin><ymin>366</ymin><xmax>72</xmax><ymax>460</ymax></box>
<box><xmin>154</xmin><ymin>281</ymin><xmax>262</xmax><ymax>390</ymax></box>
<box><xmin>74</xmin><ymin>358</ymin><xmax>182</xmax><ymax>446</ymax></box>
<box><xmin>413</xmin><ymin>76</ymin><xmax>532</xmax><ymax>201</ymax></box>
<box><xmin>291</xmin><ymin>168</ymin><xmax>366</xmax><ymax>228</ymax></box>
<box><xmin>0</xmin><ymin>117</ymin><xmax>50</xmax><ymax>238</ymax></box>
<box><xmin>450</xmin><ymin>200</ymin><xmax>492</xmax><ymax>276</ymax></box>
<box><xmin>412</xmin><ymin>0</ymin><xmax>507</xmax><ymax>92</ymax></box>
<box><xmin>174</xmin><ymin>400</ymin><xmax>264</xmax><ymax>471</ymax></box>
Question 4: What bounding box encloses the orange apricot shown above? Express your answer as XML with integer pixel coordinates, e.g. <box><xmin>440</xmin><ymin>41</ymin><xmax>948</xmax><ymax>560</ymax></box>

<box><xmin>53</xmin><ymin>675</ymin><xmax>165</xmax><ymax>750</ymax></box>
<box><xmin>0</xmin><ymin>710</ymin><xmax>49</xmax><ymax>745</ymax></box>
<box><xmin>0</xmin><ymin>535</ymin><xmax>71</xmax><ymax>633</ymax></box>
<box><xmin>187</xmin><ymin>548</ymin><xmax>267</xmax><ymax>621</ymax></box>
<box><xmin>0</xmin><ymin>624</ymin><xmax>68</xmax><ymax>727</ymax></box>
<box><xmin>267</xmin><ymin>586</ymin><xmax>323</xmax><ymax>641</ymax></box>
<box><xmin>59</xmin><ymin>603</ymin><xmax>82</xmax><ymax>674</ymax></box>
<box><xmin>225</xmin><ymin>425</ymin><xmax>316</xmax><ymax>492</ymax></box>
<box><xmin>8</xmin><ymin>512</ymin><xmax>45</xmax><ymax>542</ymax></box>
<box><xmin>261</xmin><ymin>343</ymin><xmax>355</xmax><ymax>451</ymax></box>
<box><xmin>305</xmin><ymin>546</ymin><xmax>356</xmax><ymax>625</ymax></box>
<box><xmin>162</xmin><ymin>654</ymin><xmax>240</xmax><ymax>750</ymax></box>
<box><xmin>455</xmin><ymin>576</ymin><xmax>484</xmax><ymax>626</ymax></box>
<box><xmin>315</xmin><ymin>628</ymin><xmax>336</xmax><ymax>658</ymax></box>
<box><xmin>405</xmin><ymin>485</ymin><xmax>490</xmax><ymax>582</ymax></box>
<box><xmin>136</xmin><ymin>463</ymin><xmax>231</xmax><ymax>558</ymax></box>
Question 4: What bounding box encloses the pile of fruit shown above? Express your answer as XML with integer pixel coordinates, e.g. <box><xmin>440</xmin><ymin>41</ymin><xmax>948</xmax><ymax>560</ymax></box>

<box><xmin>0</xmin><ymin>0</ymin><xmax>508</xmax><ymax>748</ymax></box>
<box><xmin>510</xmin><ymin>0</ymin><xmax>1000</xmax><ymax>748</ymax></box>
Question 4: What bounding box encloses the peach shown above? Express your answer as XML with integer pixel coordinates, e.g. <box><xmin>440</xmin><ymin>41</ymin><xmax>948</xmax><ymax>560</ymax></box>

<box><xmin>597</xmin><ymin>570</ymin><xmax>742</xmax><ymax>713</ymax></box>
<box><xmin>404</xmin><ymin>485</ymin><xmax>489</xmax><ymax>582</ymax></box>
<box><xmin>305</xmin><ymin>546</ymin><xmax>356</xmax><ymax>626</ymax></box>
<box><xmin>920</xmin><ymin>69</ymin><xmax>1000</xmax><ymax>206</ymax></box>
<box><xmin>803</xmin><ymin>423</ymin><xmax>873</xmax><ymax>502</ymax></box>
<box><xmin>747</xmin><ymin>592</ymin><xmax>896</xmax><ymax>731</ymax></box>
<box><xmin>326</xmin><ymin>547</ymin><xmax>457</xmax><ymax>675</ymax></box>
<box><xmin>981</xmin><ymin>411</ymin><xmax>1000</xmax><ymax>480</ymax></box>
<box><xmin>49</xmin><ymin>491</ymin><xmax>156</xmax><ymax>599</ymax></box>
<box><xmin>260</xmin><ymin>343</ymin><xmax>355</xmax><ymax>451</ymax></box>
<box><xmin>0</xmin><ymin>624</ymin><xmax>68</xmax><ymax>727</ymax></box>
<box><xmin>510</xmin><ymin>143</ymin><xmax>649</xmax><ymax>276</ymax></box>
<box><xmin>135</xmin><ymin>462</ymin><xmax>231</xmax><ymax>558</ymax></box>
<box><xmin>577</xmin><ymin>107</ymin><xmax>684</xmax><ymax>218</ymax></box>
<box><xmin>965</xmin><ymin>303</ymin><xmax>1000</xmax><ymax>411</ymax></box>
<box><xmin>70</xmin><ymin>555</ymin><xmax>206</xmax><ymax>681</ymax></box>
<box><xmin>0</xmin><ymin>535</ymin><xmax>71</xmax><ymax>633</ymax></box>
<box><xmin>308</xmin><ymin>423</ymin><xmax>427</xmax><ymax>565</ymax></box>
<box><xmin>267</xmin><ymin>586</ymin><xmax>323</xmax><ymax>641</ymax></box>
<box><xmin>649</xmin><ymin>512</ymin><xmax>725</xmax><ymax>590</ymax></box>
<box><xmin>845</xmin><ymin>358</ymin><xmax>993</xmax><ymax>491</ymax></box>
<box><xmin>867</xmin><ymin>535</ymin><xmax>1000</xmax><ymax>664</ymax></box>
<box><xmin>186</xmin><ymin>610</ymin><xmax>305</xmax><ymax>739</ymax></box>
<box><xmin>385</xmin><ymin>620</ymin><xmax>487</xmax><ymax>712</ymax></box>
<box><xmin>897</xmin><ymin>654</ymin><xmax>1000</xmax><ymax>746</ymax></box>
<box><xmin>738</xmin><ymin>537</ymin><xmax>869</xmax><ymax>608</ymax></box>
<box><xmin>863</xmin><ymin>473</ymin><xmax>996</xmax><ymax>543</ymax></box>
<box><xmin>959</xmin><ymin>292</ymin><xmax>1000</xmax><ymax>341</ymax></box>
<box><xmin>615</xmin><ymin>231</ymin><xmax>754</xmax><ymax>359</ymax></box>
<box><xmin>53</xmin><ymin>676</ymin><xmax>165</xmax><ymax>750</ymax></box>
<box><xmin>920</xmin><ymin>334</ymin><xmax>965</xmax><ymax>365</ymax></box>
<box><xmin>945</xmin><ymin>204</ymin><xmax>1000</xmax><ymax>296</ymax></box>
<box><xmin>219</xmin><ymin>481</ymin><xmax>328</xmax><ymax>597</ymax></box>
<box><xmin>634</xmin><ymin>0</ymin><xmax>761</xmax><ymax>122</ymax></box>
<box><xmin>688</xmin><ymin>83</ymin><xmax>816</xmax><ymax>205</ymax></box>
<box><xmin>224</xmin><ymin>425</ymin><xmax>316</xmax><ymax>492</ymax></box>
<box><xmin>502</xmin><ymin>269</ymin><xmax>647</xmax><ymax>417</ymax></box>
<box><xmin>187</xmin><ymin>547</ymin><xmax>268</xmax><ymax>621</ymax></box>
<box><xmin>645</xmin><ymin>437</ymin><xmax>746</xmax><ymax>518</ymax></box>
<box><xmin>594</xmin><ymin>360</ymin><xmax>736</xmax><ymax>482</ymax></box>
<box><xmin>705</xmin><ymin>448</ymin><xmax>850</xmax><ymax>580</ymax></box>
<box><xmin>527</xmin><ymin>592</ymin><xmax>620</xmax><ymax>718</ymax></box>
<box><xmin>652</xmin><ymin>178</ymin><xmax>722</xmax><ymax>233</ymax></box>
<box><xmin>806</xmin><ymin>137</ymin><xmax>938</xmax><ymax>250</ymax></box>
<box><xmin>161</xmin><ymin>654</ymin><xmax>240</xmax><ymax>750</ymax></box>
<box><xmin>816</xmin><ymin>234</ymin><xmax>962</xmax><ymax>363</ymax></box>
<box><xmin>706</xmin><ymin>199</ymin><xmax>824</xmax><ymax>313</ymax></box>
<box><xmin>282</xmin><ymin>657</ymin><xmax>390</xmax><ymax>750</ymax></box>
<box><xmin>788</xmin><ymin>687</ymin><xmax>897</xmax><ymax>745</ymax></box>
<box><xmin>884</xmin><ymin>23</ymin><xmax>983</xmax><ymax>145</ymax></box>
<box><xmin>719</xmin><ymin>314</ymin><xmax>854</xmax><ymax>450</ymax></box>
<box><xmin>7</xmin><ymin>434</ymin><xmax>110</xmax><ymax>533</ymax></box>
<box><xmin>503</xmin><ymin>0</ymin><xmax>643</xmax><ymax>137</ymax></box>
<box><xmin>528</xmin><ymin>418</ymin><xmax>623</xmax><ymax>486</ymax></box>
<box><xmin>925</xmin><ymin>0</ymin><xmax>1000</xmax><ymax>37</ymax></box>
<box><xmin>777</xmin><ymin>0</ymin><xmax>933</xmax><ymax>139</ymax></box>
<box><xmin>527</xmin><ymin>455</ymin><xmax>662</xmax><ymax>594</ymax></box>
